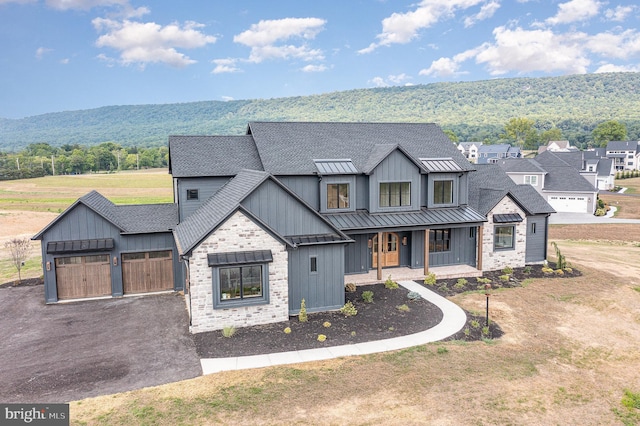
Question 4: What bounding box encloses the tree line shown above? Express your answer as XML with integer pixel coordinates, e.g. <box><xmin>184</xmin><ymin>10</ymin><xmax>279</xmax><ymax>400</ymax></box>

<box><xmin>0</xmin><ymin>142</ymin><xmax>168</xmax><ymax>180</ymax></box>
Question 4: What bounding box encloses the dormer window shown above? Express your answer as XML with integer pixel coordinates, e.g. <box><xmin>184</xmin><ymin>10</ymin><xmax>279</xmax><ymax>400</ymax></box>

<box><xmin>433</xmin><ymin>180</ymin><xmax>453</xmax><ymax>205</ymax></box>
<box><xmin>186</xmin><ymin>189</ymin><xmax>199</xmax><ymax>200</ymax></box>
<box><xmin>327</xmin><ymin>183</ymin><xmax>349</xmax><ymax>209</ymax></box>
<box><xmin>524</xmin><ymin>175</ymin><xmax>538</xmax><ymax>186</ymax></box>
<box><xmin>380</xmin><ymin>182</ymin><xmax>410</xmax><ymax>207</ymax></box>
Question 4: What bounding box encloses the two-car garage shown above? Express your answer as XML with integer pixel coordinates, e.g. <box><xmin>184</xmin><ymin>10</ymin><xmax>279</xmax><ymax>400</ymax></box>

<box><xmin>33</xmin><ymin>191</ymin><xmax>182</xmax><ymax>303</ymax></box>
<box><xmin>547</xmin><ymin>195</ymin><xmax>589</xmax><ymax>213</ymax></box>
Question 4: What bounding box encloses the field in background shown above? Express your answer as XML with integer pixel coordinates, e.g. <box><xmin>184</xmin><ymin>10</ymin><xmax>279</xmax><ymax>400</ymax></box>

<box><xmin>600</xmin><ymin>177</ymin><xmax>640</xmax><ymax>218</ymax></box>
<box><xmin>0</xmin><ymin>169</ymin><xmax>172</xmax><ymax>283</ymax></box>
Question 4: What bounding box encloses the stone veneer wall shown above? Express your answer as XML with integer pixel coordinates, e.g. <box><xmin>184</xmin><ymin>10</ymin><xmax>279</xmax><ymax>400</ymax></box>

<box><xmin>482</xmin><ymin>197</ymin><xmax>527</xmax><ymax>271</ymax></box>
<box><xmin>189</xmin><ymin>211</ymin><xmax>289</xmax><ymax>333</ymax></box>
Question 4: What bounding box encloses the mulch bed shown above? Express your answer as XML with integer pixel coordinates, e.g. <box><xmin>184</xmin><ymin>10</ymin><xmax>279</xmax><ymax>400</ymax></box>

<box><xmin>0</xmin><ymin>277</ymin><xmax>43</xmax><ymax>289</ymax></box>
<box><xmin>194</xmin><ymin>263</ymin><xmax>580</xmax><ymax>358</ymax></box>
<box><xmin>194</xmin><ymin>284</ymin><xmax>442</xmax><ymax>358</ymax></box>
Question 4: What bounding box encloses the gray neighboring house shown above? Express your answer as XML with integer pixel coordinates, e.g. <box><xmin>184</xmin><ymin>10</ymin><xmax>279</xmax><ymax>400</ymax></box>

<box><xmin>497</xmin><ymin>150</ymin><xmax>598</xmax><ymax>213</ymax></box>
<box><xmin>606</xmin><ymin>140</ymin><xmax>640</xmax><ymax>171</ymax></box>
<box><xmin>477</xmin><ymin>144</ymin><xmax>521</xmax><ymax>164</ymax></box>
<box><xmin>34</xmin><ymin>121</ymin><xmax>555</xmax><ymax>333</ymax></box>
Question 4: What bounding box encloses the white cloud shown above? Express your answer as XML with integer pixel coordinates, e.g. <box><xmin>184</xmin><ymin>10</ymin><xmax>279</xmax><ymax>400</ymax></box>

<box><xmin>221</xmin><ymin>96</ymin><xmax>234</xmax><ymax>101</ymax></box>
<box><xmin>368</xmin><ymin>73</ymin><xmax>412</xmax><ymax>86</ymax></box>
<box><xmin>464</xmin><ymin>0</ymin><xmax>500</xmax><ymax>28</ymax></box>
<box><xmin>586</xmin><ymin>29</ymin><xmax>640</xmax><ymax>59</ymax></box>
<box><xmin>93</xmin><ymin>18</ymin><xmax>216</xmax><ymax>68</ymax></box>
<box><xmin>475</xmin><ymin>26</ymin><xmax>590</xmax><ymax>74</ymax></box>
<box><xmin>0</xmin><ymin>0</ymin><xmax>36</xmax><ymax>4</ymax></box>
<box><xmin>546</xmin><ymin>0</ymin><xmax>602</xmax><ymax>25</ymax></box>
<box><xmin>35</xmin><ymin>47</ymin><xmax>52</xmax><ymax>59</ymax></box>
<box><xmin>59</xmin><ymin>58</ymin><xmax>70</xmax><ymax>64</ymax></box>
<box><xmin>234</xmin><ymin>17</ymin><xmax>326</xmax><ymax>63</ymax></box>
<box><xmin>359</xmin><ymin>0</ymin><xmax>483</xmax><ymax>54</ymax></box>
<box><xmin>419</xmin><ymin>57</ymin><xmax>462</xmax><ymax>77</ymax></box>
<box><xmin>605</xmin><ymin>5</ymin><xmax>636</xmax><ymax>22</ymax></box>
<box><xmin>595</xmin><ymin>63</ymin><xmax>640</xmax><ymax>73</ymax></box>
<box><xmin>301</xmin><ymin>64</ymin><xmax>327</xmax><ymax>72</ymax></box>
<box><xmin>211</xmin><ymin>58</ymin><xmax>241</xmax><ymax>74</ymax></box>
<box><xmin>45</xmin><ymin>0</ymin><xmax>129</xmax><ymax>10</ymax></box>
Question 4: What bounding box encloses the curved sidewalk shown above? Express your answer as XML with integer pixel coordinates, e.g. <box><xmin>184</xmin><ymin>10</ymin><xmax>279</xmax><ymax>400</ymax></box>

<box><xmin>200</xmin><ymin>281</ymin><xmax>467</xmax><ymax>375</ymax></box>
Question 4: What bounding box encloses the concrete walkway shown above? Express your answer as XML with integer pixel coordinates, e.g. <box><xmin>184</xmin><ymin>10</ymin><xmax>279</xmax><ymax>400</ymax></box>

<box><xmin>200</xmin><ymin>281</ymin><xmax>467</xmax><ymax>375</ymax></box>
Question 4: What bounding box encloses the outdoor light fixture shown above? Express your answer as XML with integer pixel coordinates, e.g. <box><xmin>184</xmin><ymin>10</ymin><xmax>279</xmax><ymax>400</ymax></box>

<box><xmin>402</xmin><ymin>236</ymin><xmax>408</xmax><ymax>246</ymax></box>
<box><xmin>113</xmin><ymin>256</ymin><xmax>118</xmax><ymax>266</ymax></box>
<box><xmin>367</xmin><ymin>239</ymin><xmax>372</xmax><ymax>248</ymax></box>
<box><xmin>46</xmin><ymin>261</ymin><xmax>51</xmax><ymax>271</ymax></box>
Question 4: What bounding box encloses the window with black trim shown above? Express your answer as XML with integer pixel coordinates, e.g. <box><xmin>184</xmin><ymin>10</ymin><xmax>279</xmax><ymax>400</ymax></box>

<box><xmin>380</xmin><ymin>182</ymin><xmax>410</xmax><ymax>207</ymax></box>
<box><xmin>469</xmin><ymin>227</ymin><xmax>476</xmax><ymax>238</ymax></box>
<box><xmin>531</xmin><ymin>222</ymin><xmax>536</xmax><ymax>234</ymax></box>
<box><xmin>310</xmin><ymin>256</ymin><xmax>318</xmax><ymax>273</ymax></box>
<box><xmin>187</xmin><ymin>189</ymin><xmax>199</xmax><ymax>200</ymax></box>
<box><xmin>433</xmin><ymin>180</ymin><xmax>453</xmax><ymax>205</ymax></box>
<box><xmin>494</xmin><ymin>225</ymin><xmax>515</xmax><ymax>250</ymax></box>
<box><xmin>327</xmin><ymin>183</ymin><xmax>349</xmax><ymax>209</ymax></box>
<box><xmin>429</xmin><ymin>229</ymin><xmax>451</xmax><ymax>252</ymax></box>
<box><xmin>219</xmin><ymin>265</ymin><xmax>263</xmax><ymax>301</ymax></box>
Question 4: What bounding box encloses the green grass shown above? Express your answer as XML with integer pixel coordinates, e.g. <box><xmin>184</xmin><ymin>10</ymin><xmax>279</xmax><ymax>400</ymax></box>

<box><xmin>0</xmin><ymin>258</ymin><xmax>41</xmax><ymax>282</ymax></box>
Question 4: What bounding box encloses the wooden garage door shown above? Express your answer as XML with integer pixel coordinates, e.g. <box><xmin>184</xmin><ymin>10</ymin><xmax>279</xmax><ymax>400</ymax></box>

<box><xmin>55</xmin><ymin>255</ymin><xmax>112</xmax><ymax>299</ymax></box>
<box><xmin>122</xmin><ymin>250</ymin><xmax>174</xmax><ymax>294</ymax></box>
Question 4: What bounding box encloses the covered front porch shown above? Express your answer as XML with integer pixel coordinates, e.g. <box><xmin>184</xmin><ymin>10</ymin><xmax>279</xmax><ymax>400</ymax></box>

<box><xmin>344</xmin><ymin>264</ymin><xmax>482</xmax><ymax>285</ymax></box>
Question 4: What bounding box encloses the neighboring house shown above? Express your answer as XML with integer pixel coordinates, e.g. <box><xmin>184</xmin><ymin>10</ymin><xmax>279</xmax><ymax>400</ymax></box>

<box><xmin>537</xmin><ymin>140</ymin><xmax>577</xmax><ymax>154</ymax></box>
<box><xmin>468</xmin><ymin>164</ymin><xmax>555</xmax><ymax>270</ymax></box>
<box><xmin>477</xmin><ymin>144</ymin><xmax>521</xmax><ymax>164</ymax></box>
<box><xmin>583</xmin><ymin>149</ymin><xmax>615</xmax><ymax>190</ymax></box>
<box><xmin>34</xmin><ymin>122</ymin><xmax>555</xmax><ymax>334</ymax></box>
<box><xmin>605</xmin><ymin>141</ymin><xmax>640</xmax><ymax>171</ymax></box>
<box><xmin>498</xmin><ymin>150</ymin><xmax>598</xmax><ymax>213</ymax></box>
<box><xmin>457</xmin><ymin>142</ymin><xmax>482</xmax><ymax>163</ymax></box>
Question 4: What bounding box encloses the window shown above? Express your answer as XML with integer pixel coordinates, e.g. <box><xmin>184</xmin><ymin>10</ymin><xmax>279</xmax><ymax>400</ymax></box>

<box><xmin>524</xmin><ymin>175</ymin><xmax>538</xmax><ymax>186</ymax></box>
<box><xmin>433</xmin><ymin>180</ymin><xmax>453</xmax><ymax>205</ymax></box>
<box><xmin>469</xmin><ymin>227</ymin><xmax>476</xmax><ymax>238</ymax></box>
<box><xmin>429</xmin><ymin>229</ymin><xmax>451</xmax><ymax>252</ymax></box>
<box><xmin>379</xmin><ymin>182</ymin><xmax>410</xmax><ymax>207</ymax></box>
<box><xmin>186</xmin><ymin>189</ymin><xmax>199</xmax><ymax>200</ymax></box>
<box><xmin>494</xmin><ymin>225</ymin><xmax>515</xmax><ymax>250</ymax></box>
<box><xmin>310</xmin><ymin>256</ymin><xmax>318</xmax><ymax>273</ymax></box>
<box><xmin>219</xmin><ymin>265</ymin><xmax>263</xmax><ymax>301</ymax></box>
<box><xmin>531</xmin><ymin>222</ymin><xmax>536</xmax><ymax>234</ymax></box>
<box><xmin>327</xmin><ymin>183</ymin><xmax>349</xmax><ymax>209</ymax></box>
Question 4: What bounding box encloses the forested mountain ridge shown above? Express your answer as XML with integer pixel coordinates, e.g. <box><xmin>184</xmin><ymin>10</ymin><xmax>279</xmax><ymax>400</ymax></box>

<box><xmin>2</xmin><ymin>72</ymin><xmax>639</xmax><ymax>151</ymax></box>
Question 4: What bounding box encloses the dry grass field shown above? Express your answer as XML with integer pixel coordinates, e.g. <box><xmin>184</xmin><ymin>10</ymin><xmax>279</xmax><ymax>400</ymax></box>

<box><xmin>600</xmin><ymin>177</ymin><xmax>640</xmax><ymax>219</ymax></box>
<box><xmin>2</xmin><ymin>173</ymin><xmax>640</xmax><ymax>425</ymax></box>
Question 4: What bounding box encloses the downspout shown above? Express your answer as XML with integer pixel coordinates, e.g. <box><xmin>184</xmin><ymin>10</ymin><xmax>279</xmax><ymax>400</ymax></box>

<box><xmin>181</xmin><ymin>255</ymin><xmax>192</xmax><ymax>327</ymax></box>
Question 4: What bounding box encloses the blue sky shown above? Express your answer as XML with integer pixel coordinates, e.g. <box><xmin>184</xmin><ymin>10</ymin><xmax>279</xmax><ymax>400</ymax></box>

<box><xmin>1</xmin><ymin>0</ymin><xmax>639</xmax><ymax>119</ymax></box>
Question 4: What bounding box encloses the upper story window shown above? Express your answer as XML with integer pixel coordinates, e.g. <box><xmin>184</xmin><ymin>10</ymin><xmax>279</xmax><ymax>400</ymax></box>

<box><xmin>433</xmin><ymin>180</ymin><xmax>453</xmax><ymax>205</ymax></box>
<box><xmin>186</xmin><ymin>189</ymin><xmax>199</xmax><ymax>200</ymax></box>
<box><xmin>327</xmin><ymin>183</ymin><xmax>349</xmax><ymax>209</ymax></box>
<box><xmin>380</xmin><ymin>182</ymin><xmax>410</xmax><ymax>207</ymax></box>
<box><xmin>524</xmin><ymin>175</ymin><xmax>538</xmax><ymax>186</ymax></box>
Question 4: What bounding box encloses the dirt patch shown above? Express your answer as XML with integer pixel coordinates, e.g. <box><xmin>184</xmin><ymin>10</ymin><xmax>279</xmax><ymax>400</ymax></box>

<box><xmin>550</xmin><ymin>223</ymin><xmax>640</xmax><ymax>242</ymax></box>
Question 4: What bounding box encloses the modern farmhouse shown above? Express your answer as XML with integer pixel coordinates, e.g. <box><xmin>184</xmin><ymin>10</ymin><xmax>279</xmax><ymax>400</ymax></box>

<box><xmin>33</xmin><ymin>122</ymin><xmax>554</xmax><ymax>333</ymax></box>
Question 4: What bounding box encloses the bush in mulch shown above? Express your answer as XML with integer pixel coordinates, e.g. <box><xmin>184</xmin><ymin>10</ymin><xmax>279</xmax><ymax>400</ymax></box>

<box><xmin>417</xmin><ymin>263</ymin><xmax>580</xmax><ymax>342</ymax></box>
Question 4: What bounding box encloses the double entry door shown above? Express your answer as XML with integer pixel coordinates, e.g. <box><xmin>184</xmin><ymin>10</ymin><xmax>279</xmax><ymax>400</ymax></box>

<box><xmin>372</xmin><ymin>232</ymin><xmax>400</xmax><ymax>268</ymax></box>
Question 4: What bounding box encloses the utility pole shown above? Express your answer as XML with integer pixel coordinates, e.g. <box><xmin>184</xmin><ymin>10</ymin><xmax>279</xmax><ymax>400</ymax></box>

<box><xmin>16</xmin><ymin>157</ymin><xmax>20</xmax><ymax>170</ymax></box>
<box><xmin>51</xmin><ymin>155</ymin><xmax>55</xmax><ymax>175</ymax></box>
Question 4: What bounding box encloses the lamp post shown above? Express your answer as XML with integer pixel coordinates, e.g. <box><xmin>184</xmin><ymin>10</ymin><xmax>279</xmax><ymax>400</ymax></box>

<box><xmin>484</xmin><ymin>283</ymin><xmax>491</xmax><ymax>326</ymax></box>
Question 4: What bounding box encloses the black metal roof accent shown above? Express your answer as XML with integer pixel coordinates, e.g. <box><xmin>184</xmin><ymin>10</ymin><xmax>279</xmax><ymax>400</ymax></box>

<box><xmin>493</xmin><ymin>213</ymin><xmax>523</xmax><ymax>223</ymax></box>
<box><xmin>324</xmin><ymin>206</ymin><xmax>486</xmax><ymax>231</ymax></box>
<box><xmin>287</xmin><ymin>234</ymin><xmax>345</xmax><ymax>245</ymax></box>
<box><xmin>46</xmin><ymin>238</ymin><xmax>114</xmax><ymax>254</ymax></box>
<box><xmin>207</xmin><ymin>250</ymin><xmax>273</xmax><ymax>267</ymax></box>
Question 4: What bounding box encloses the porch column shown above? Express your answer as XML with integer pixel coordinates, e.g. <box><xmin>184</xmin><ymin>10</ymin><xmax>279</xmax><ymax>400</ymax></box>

<box><xmin>377</xmin><ymin>231</ymin><xmax>383</xmax><ymax>281</ymax></box>
<box><xmin>477</xmin><ymin>225</ymin><xmax>483</xmax><ymax>271</ymax></box>
<box><xmin>423</xmin><ymin>229</ymin><xmax>429</xmax><ymax>275</ymax></box>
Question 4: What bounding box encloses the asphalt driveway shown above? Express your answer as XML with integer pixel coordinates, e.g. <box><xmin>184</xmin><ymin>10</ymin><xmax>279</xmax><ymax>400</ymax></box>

<box><xmin>0</xmin><ymin>285</ymin><xmax>201</xmax><ymax>403</ymax></box>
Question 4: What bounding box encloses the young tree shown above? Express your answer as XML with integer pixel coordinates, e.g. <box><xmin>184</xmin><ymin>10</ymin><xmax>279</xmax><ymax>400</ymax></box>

<box><xmin>4</xmin><ymin>238</ymin><xmax>31</xmax><ymax>285</ymax></box>
<box><xmin>502</xmin><ymin>117</ymin><xmax>538</xmax><ymax>149</ymax></box>
<box><xmin>592</xmin><ymin>120</ymin><xmax>627</xmax><ymax>147</ymax></box>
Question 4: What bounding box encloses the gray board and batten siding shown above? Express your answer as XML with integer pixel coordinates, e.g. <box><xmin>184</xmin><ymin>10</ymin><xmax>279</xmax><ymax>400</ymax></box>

<box><xmin>525</xmin><ymin>215</ymin><xmax>549</xmax><ymax>263</ymax></box>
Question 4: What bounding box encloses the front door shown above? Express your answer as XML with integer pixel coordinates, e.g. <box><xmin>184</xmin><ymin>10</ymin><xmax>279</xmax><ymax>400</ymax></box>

<box><xmin>372</xmin><ymin>232</ymin><xmax>400</xmax><ymax>268</ymax></box>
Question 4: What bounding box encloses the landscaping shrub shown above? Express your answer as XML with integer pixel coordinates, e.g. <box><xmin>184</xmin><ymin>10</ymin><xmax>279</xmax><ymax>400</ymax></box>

<box><xmin>502</xmin><ymin>266</ymin><xmax>514</xmax><ymax>275</ymax></box>
<box><xmin>454</xmin><ymin>278</ymin><xmax>468</xmax><ymax>289</ymax></box>
<box><xmin>423</xmin><ymin>272</ymin><xmax>437</xmax><ymax>286</ymax></box>
<box><xmin>384</xmin><ymin>275</ymin><xmax>399</xmax><ymax>289</ymax></box>
<box><xmin>361</xmin><ymin>290</ymin><xmax>374</xmax><ymax>303</ymax></box>
<box><xmin>340</xmin><ymin>301</ymin><xmax>358</xmax><ymax>316</ymax></box>
<box><xmin>222</xmin><ymin>326</ymin><xmax>236</xmax><ymax>338</ymax></box>
<box><xmin>299</xmin><ymin>299</ymin><xmax>308</xmax><ymax>322</ymax></box>
<box><xmin>396</xmin><ymin>304</ymin><xmax>410</xmax><ymax>312</ymax></box>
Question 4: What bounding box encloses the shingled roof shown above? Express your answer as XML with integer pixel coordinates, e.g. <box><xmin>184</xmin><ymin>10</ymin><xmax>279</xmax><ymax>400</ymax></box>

<box><xmin>468</xmin><ymin>165</ymin><xmax>554</xmax><ymax>216</ymax></box>
<box><xmin>534</xmin><ymin>151</ymin><xmax>597</xmax><ymax>192</ymax></box>
<box><xmin>168</xmin><ymin>135</ymin><xmax>263</xmax><ymax>178</ymax></box>
<box><xmin>247</xmin><ymin>122</ymin><xmax>474</xmax><ymax>175</ymax></box>
<box><xmin>33</xmin><ymin>190</ymin><xmax>178</xmax><ymax>239</ymax></box>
